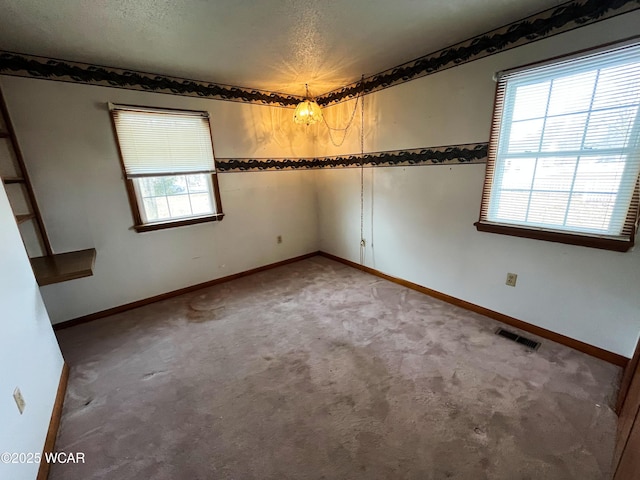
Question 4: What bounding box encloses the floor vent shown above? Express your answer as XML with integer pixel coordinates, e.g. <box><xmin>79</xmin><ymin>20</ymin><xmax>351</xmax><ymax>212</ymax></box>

<box><xmin>495</xmin><ymin>328</ymin><xmax>541</xmax><ymax>351</ymax></box>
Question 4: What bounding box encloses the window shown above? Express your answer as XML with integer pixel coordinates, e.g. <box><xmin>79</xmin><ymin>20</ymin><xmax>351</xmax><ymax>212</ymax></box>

<box><xmin>110</xmin><ymin>104</ymin><xmax>223</xmax><ymax>232</ymax></box>
<box><xmin>476</xmin><ymin>42</ymin><xmax>640</xmax><ymax>252</ymax></box>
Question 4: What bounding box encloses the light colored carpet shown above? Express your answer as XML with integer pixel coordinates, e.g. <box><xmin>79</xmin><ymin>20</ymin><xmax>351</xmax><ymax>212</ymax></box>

<box><xmin>51</xmin><ymin>256</ymin><xmax>620</xmax><ymax>479</ymax></box>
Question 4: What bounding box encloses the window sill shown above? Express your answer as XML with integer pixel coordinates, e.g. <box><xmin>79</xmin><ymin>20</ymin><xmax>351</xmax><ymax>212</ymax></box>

<box><xmin>474</xmin><ymin>221</ymin><xmax>634</xmax><ymax>252</ymax></box>
<box><xmin>133</xmin><ymin>213</ymin><xmax>224</xmax><ymax>232</ymax></box>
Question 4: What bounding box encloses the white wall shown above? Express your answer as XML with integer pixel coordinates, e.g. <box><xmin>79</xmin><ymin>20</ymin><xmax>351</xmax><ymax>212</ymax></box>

<box><xmin>0</xmin><ymin>77</ymin><xmax>319</xmax><ymax>323</ymax></box>
<box><xmin>0</xmin><ymin>182</ymin><xmax>64</xmax><ymax>480</ymax></box>
<box><xmin>316</xmin><ymin>11</ymin><xmax>640</xmax><ymax>357</ymax></box>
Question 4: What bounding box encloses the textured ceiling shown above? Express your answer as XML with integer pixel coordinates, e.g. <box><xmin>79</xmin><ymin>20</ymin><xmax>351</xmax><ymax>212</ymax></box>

<box><xmin>0</xmin><ymin>0</ymin><xmax>565</xmax><ymax>96</ymax></box>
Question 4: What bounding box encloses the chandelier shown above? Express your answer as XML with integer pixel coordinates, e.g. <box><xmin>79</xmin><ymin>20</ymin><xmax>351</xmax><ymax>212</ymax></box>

<box><xmin>293</xmin><ymin>84</ymin><xmax>323</xmax><ymax>125</ymax></box>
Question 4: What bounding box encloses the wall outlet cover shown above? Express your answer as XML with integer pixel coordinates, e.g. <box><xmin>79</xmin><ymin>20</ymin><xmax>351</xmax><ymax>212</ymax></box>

<box><xmin>506</xmin><ymin>273</ymin><xmax>518</xmax><ymax>287</ymax></box>
<box><xmin>13</xmin><ymin>387</ymin><xmax>26</xmax><ymax>414</ymax></box>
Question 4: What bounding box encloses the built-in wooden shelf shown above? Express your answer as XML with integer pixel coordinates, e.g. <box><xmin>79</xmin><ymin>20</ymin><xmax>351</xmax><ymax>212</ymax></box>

<box><xmin>31</xmin><ymin>248</ymin><xmax>97</xmax><ymax>286</ymax></box>
<box><xmin>3</xmin><ymin>176</ymin><xmax>25</xmax><ymax>184</ymax></box>
<box><xmin>16</xmin><ymin>213</ymin><xmax>35</xmax><ymax>224</ymax></box>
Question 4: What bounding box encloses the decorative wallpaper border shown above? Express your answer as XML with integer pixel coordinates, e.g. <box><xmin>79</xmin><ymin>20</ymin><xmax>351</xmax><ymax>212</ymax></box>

<box><xmin>0</xmin><ymin>0</ymin><xmax>638</xmax><ymax>107</ymax></box>
<box><xmin>216</xmin><ymin>143</ymin><xmax>488</xmax><ymax>172</ymax></box>
<box><xmin>317</xmin><ymin>0</ymin><xmax>640</xmax><ymax>106</ymax></box>
<box><xmin>0</xmin><ymin>52</ymin><xmax>303</xmax><ymax>107</ymax></box>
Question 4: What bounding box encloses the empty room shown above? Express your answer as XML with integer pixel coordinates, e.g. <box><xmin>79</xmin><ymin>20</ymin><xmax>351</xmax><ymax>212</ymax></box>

<box><xmin>1</xmin><ymin>0</ymin><xmax>640</xmax><ymax>479</ymax></box>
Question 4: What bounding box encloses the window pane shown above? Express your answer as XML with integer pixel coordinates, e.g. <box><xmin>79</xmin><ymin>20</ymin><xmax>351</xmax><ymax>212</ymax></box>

<box><xmin>165</xmin><ymin>176</ymin><xmax>188</xmax><ymax>195</ymax></box>
<box><xmin>584</xmin><ymin>107</ymin><xmax>638</xmax><ymax>149</ymax></box>
<box><xmin>138</xmin><ymin>177</ymin><xmax>166</xmax><ymax>197</ymax></box>
<box><xmin>573</xmin><ymin>157</ymin><xmax>626</xmax><ymax>193</ymax></box>
<box><xmin>506</xmin><ymin>119</ymin><xmax>543</xmax><ymax>153</ymax></box>
<box><xmin>191</xmin><ymin>193</ymin><xmax>214</xmax><ymax>215</ymax></box>
<box><xmin>592</xmin><ymin>63</ymin><xmax>640</xmax><ymax>110</ymax></box>
<box><xmin>532</xmin><ymin>157</ymin><xmax>576</xmax><ymax>191</ymax></box>
<box><xmin>527</xmin><ymin>192</ymin><xmax>569</xmax><ymax>226</ymax></box>
<box><xmin>512</xmin><ymin>82</ymin><xmax>550</xmax><ymax>121</ymax></box>
<box><xmin>187</xmin><ymin>174</ymin><xmax>209</xmax><ymax>193</ymax></box>
<box><xmin>498</xmin><ymin>157</ymin><xmax>536</xmax><ymax>190</ymax></box>
<box><xmin>143</xmin><ymin>196</ymin><xmax>171</xmax><ymax>222</ymax></box>
<box><xmin>167</xmin><ymin>194</ymin><xmax>191</xmax><ymax>217</ymax></box>
<box><xmin>491</xmin><ymin>190</ymin><xmax>530</xmax><ymax>222</ymax></box>
<box><xmin>546</xmin><ymin>71</ymin><xmax>596</xmax><ymax>116</ymax></box>
<box><xmin>541</xmin><ymin>113</ymin><xmax>587</xmax><ymax>151</ymax></box>
<box><xmin>565</xmin><ymin>193</ymin><xmax>616</xmax><ymax>232</ymax></box>
<box><xmin>136</xmin><ymin>174</ymin><xmax>214</xmax><ymax>223</ymax></box>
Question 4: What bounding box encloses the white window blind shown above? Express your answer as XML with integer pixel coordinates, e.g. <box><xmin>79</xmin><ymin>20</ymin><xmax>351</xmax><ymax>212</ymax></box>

<box><xmin>479</xmin><ymin>42</ymin><xmax>640</xmax><ymax>246</ymax></box>
<box><xmin>110</xmin><ymin>104</ymin><xmax>216</xmax><ymax>177</ymax></box>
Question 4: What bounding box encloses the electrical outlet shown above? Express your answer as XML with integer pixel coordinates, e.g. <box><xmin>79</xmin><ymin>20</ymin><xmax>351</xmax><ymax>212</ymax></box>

<box><xmin>277</xmin><ymin>235</ymin><xmax>282</xmax><ymax>244</ymax></box>
<box><xmin>13</xmin><ymin>387</ymin><xmax>25</xmax><ymax>414</ymax></box>
<box><xmin>505</xmin><ymin>273</ymin><xmax>518</xmax><ymax>287</ymax></box>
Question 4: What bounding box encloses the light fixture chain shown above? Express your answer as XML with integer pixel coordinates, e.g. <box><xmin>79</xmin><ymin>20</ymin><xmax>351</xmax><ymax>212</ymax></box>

<box><xmin>323</xmin><ymin>77</ymin><xmax>365</xmax><ymax>147</ymax></box>
<box><xmin>323</xmin><ymin>95</ymin><xmax>359</xmax><ymax>147</ymax></box>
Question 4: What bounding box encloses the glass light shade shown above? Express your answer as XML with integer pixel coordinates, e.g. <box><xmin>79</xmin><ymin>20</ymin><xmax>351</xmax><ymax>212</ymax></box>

<box><xmin>293</xmin><ymin>99</ymin><xmax>323</xmax><ymax>125</ymax></box>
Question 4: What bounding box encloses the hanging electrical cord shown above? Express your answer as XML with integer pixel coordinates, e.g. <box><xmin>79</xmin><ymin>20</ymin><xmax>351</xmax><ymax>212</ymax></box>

<box><xmin>323</xmin><ymin>76</ymin><xmax>365</xmax><ymax>147</ymax></box>
<box><xmin>314</xmin><ymin>76</ymin><xmax>367</xmax><ymax>263</ymax></box>
<box><xmin>359</xmin><ymin>79</ymin><xmax>366</xmax><ymax>265</ymax></box>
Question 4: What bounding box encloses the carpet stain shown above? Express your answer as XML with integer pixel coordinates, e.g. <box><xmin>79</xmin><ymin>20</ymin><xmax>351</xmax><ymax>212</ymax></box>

<box><xmin>186</xmin><ymin>291</ymin><xmax>228</xmax><ymax>323</ymax></box>
<box><xmin>186</xmin><ymin>303</ymin><xmax>225</xmax><ymax>322</ymax></box>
